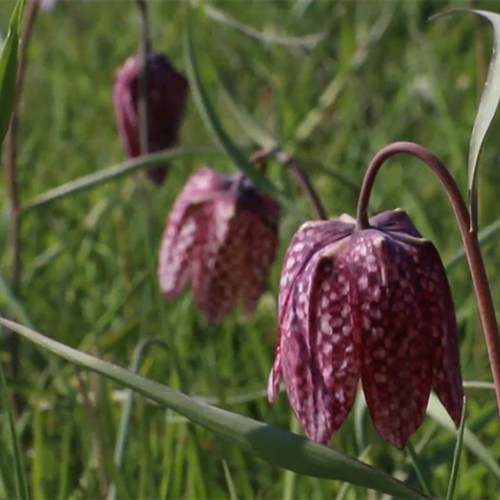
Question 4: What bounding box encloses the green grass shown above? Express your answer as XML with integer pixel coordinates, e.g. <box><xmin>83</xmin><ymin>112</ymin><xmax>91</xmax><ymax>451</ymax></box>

<box><xmin>1</xmin><ymin>0</ymin><xmax>500</xmax><ymax>498</ymax></box>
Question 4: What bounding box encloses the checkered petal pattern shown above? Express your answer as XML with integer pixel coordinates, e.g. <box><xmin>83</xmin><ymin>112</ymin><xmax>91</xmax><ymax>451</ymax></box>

<box><xmin>158</xmin><ymin>168</ymin><xmax>279</xmax><ymax>324</ymax></box>
<box><xmin>268</xmin><ymin>209</ymin><xmax>463</xmax><ymax>448</ymax></box>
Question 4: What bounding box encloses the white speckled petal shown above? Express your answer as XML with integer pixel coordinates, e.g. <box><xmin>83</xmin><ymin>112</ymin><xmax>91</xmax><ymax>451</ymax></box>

<box><xmin>240</xmin><ymin>209</ymin><xmax>279</xmax><ymax>319</ymax></box>
<box><xmin>158</xmin><ymin>168</ymin><xmax>230</xmax><ymax>297</ymax></box>
<box><xmin>278</xmin><ymin>220</ymin><xmax>354</xmax><ymax>323</ymax></box>
<box><xmin>277</xmin><ymin>239</ymin><xmax>359</xmax><ymax>444</ymax></box>
<box><xmin>269</xmin><ymin>220</ymin><xmax>353</xmax><ymax>409</ymax></box>
<box><xmin>419</xmin><ymin>243</ymin><xmax>464</xmax><ymax>426</ymax></box>
<box><xmin>192</xmin><ymin>196</ymin><xmax>245</xmax><ymax>324</ymax></box>
<box><xmin>347</xmin><ymin>229</ymin><xmax>435</xmax><ymax>449</ymax></box>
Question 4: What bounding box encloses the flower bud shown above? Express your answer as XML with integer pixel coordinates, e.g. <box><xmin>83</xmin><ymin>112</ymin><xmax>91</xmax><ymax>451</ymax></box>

<box><xmin>113</xmin><ymin>52</ymin><xmax>188</xmax><ymax>185</ymax></box>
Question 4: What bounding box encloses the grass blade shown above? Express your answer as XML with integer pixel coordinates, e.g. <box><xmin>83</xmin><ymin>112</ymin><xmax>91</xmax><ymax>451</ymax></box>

<box><xmin>183</xmin><ymin>11</ymin><xmax>302</xmax><ymax>217</ymax></box>
<box><xmin>427</xmin><ymin>393</ymin><xmax>500</xmax><ymax>480</ymax></box>
<box><xmin>22</xmin><ymin>146</ymin><xmax>218</xmax><ymax>212</ymax></box>
<box><xmin>0</xmin><ymin>317</ymin><xmax>429</xmax><ymax>500</ymax></box>
<box><xmin>446</xmin><ymin>396</ymin><xmax>467</xmax><ymax>500</ymax></box>
<box><xmin>0</xmin><ymin>0</ymin><xmax>25</xmax><ymax>144</ymax></box>
<box><xmin>222</xmin><ymin>460</ymin><xmax>238</xmax><ymax>500</ymax></box>
<box><xmin>432</xmin><ymin>10</ymin><xmax>500</xmax><ymax>227</ymax></box>
<box><xmin>406</xmin><ymin>441</ymin><xmax>435</xmax><ymax>498</ymax></box>
<box><xmin>191</xmin><ymin>1</ymin><xmax>325</xmax><ymax>48</ymax></box>
<box><xmin>0</xmin><ymin>361</ymin><xmax>29</xmax><ymax>500</ymax></box>
<box><xmin>0</xmin><ymin>268</ymin><xmax>34</xmax><ymax>328</ymax></box>
<box><xmin>446</xmin><ymin>218</ymin><xmax>500</xmax><ymax>271</ymax></box>
<box><xmin>220</xmin><ymin>86</ymin><xmax>359</xmax><ymax>195</ymax></box>
<box><xmin>109</xmin><ymin>338</ymin><xmax>169</xmax><ymax>500</ymax></box>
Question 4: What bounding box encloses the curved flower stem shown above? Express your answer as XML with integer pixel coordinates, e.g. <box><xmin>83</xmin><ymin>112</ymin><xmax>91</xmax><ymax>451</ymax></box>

<box><xmin>250</xmin><ymin>149</ymin><xmax>327</xmax><ymax>220</ymax></box>
<box><xmin>356</xmin><ymin>141</ymin><xmax>500</xmax><ymax>418</ymax></box>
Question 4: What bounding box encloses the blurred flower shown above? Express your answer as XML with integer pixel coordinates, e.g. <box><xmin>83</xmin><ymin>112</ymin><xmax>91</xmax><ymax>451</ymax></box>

<box><xmin>113</xmin><ymin>52</ymin><xmax>188</xmax><ymax>185</ymax></box>
<box><xmin>158</xmin><ymin>168</ymin><xmax>279</xmax><ymax>323</ymax></box>
<box><xmin>41</xmin><ymin>0</ymin><xmax>58</xmax><ymax>11</ymax></box>
<box><xmin>268</xmin><ymin>209</ymin><xmax>463</xmax><ymax>449</ymax></box>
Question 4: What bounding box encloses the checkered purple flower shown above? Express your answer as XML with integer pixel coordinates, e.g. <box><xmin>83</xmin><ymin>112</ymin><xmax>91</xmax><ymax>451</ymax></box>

<box><xmin>158</xmin><ymin>168</ymin><xmax>279</xmax><ymax>324</ymax></box>
<box><xmin>268</xmin><ymin>209</ymin><xmax>463</xmax><ymax>448</ymax></box>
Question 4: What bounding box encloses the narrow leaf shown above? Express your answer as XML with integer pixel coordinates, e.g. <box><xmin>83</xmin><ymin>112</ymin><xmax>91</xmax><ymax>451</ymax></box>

<box><xmin>109</xmin><ymin>338</ymin><xmax>169</xmax><ymax>500</ymax></box>
<box><xmin>182</xmin><ymin>11</ymin><xmax>302</xmax><ymax>218</ymax></box>
<box><xmin>446</xmin><ymin>396</ymin><xmax>467</xmax><ymax>500</ymax></box>
<box><xmin>22</xmin><ymin>146</ymin><xmax>218</xmax><ymax>212</ymax></box>
<box><xmin>191</xmin><ymin>0</ymin><xmax>325</xmax><ymax>48</ymax></box>
<box><xmin>433</xmin><ymin>10</ymin><xmax>500</xmax><ymax>227</ymax></box>
<box><xmin>0</xmin><ymin>361</ymin><xmax>29</xmax><ymax>500</ymax></box>
<box><xmin>406</xmin><ymin>441</ymin><xmax>435</xmax><ymax>498</ymax></box>
<box><xmin>0</xmin><ymin>268</ymin><xmax>34</xmax><ymax>328</ymax></box>
<box><xmin>0</xmin><ymin>0</ymin><xmax>25</xmax><ymax>144</ymax></box>
<box><xmin>0</xmin><ymin>317</ymin><xmax>428</xmax><ymax>500</ymax></box>
<box><xmin>427</xmin><ymin>393</ymin><xmax>500</xmax><ymax>480</ymax></box>
<box><xmin>220</xmin><ymin>85</ymin><xmax>359</xmax><ymax>194</ymax></box>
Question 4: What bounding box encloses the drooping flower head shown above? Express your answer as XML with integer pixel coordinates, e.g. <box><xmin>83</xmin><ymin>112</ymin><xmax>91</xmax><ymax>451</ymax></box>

<box><xmin>158</xmin><ymin>168</ymin><xmax>279</xmax><ymax>324</ymax></box>
<box><xmin>268</xmin><ymin>209</ymin><xmax>463</xmax><ymax>449</ymax></box>
<box><xmin>113</xmin><ymin>52</ymin><xmax>188</xmax><ymax>185</ymax></box>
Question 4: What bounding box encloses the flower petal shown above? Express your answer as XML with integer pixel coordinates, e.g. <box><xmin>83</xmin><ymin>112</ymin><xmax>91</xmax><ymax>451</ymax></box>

<box><xmin>113</xmin><ymin>53</ymin><xmax>188</xmax><ymax>185</ymax></box>
<box><xmin>270</xmin><ymin>220</ymin><xmax>353</xmax><ymax>409</ymax></box>
<box><xmin>158</xmin><ymin>168</ymin><xmax>229</xmax><ymax>297</ymax></box>
<box><xmin>370</xmin><ymin>209</ymin><xmax>422</xmax><ymax>238</ymax></box>
<box><xmin>278</xmin><ymin>240</ymin><xmax>359</xmax><ymax>444</ymax></box>
<box><xmin>113</xmin><ymin>57</ymin><xmax>140</xmax><ymax>159</ymax></box>
<box><xmin>240</xmin><ymin>208</ymin><xmax>279</xmax><ymax>319</ymax></box>
<box><xmin>421</xmin><ymin>245</ymin><xmax>464</xmax><ymax>425</ymax></box>
<box><xmin>279</xmin><ymin>220</ymin><xmax>353</xmax><ymax>324</ymax></box>
<box><xmin>192</xmin><ymin>196</ymin><xmax>246</xmax><ymax>323</ymax></box>
<box><xmin>348</xmin><ymin>230</ymin><xmax>434</xmax><ymax>449</ymax></box>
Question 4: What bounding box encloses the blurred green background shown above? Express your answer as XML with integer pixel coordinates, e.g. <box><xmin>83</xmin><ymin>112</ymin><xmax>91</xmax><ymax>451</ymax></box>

<box><xmin>1</xmin><ymin>0</ymin><xmax>500</xmax><ymax>498</ymax></box>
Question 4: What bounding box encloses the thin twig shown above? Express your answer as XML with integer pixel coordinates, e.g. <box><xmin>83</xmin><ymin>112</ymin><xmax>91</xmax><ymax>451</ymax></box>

<box><xmin>76</xmin><ymin>371</ymin><xmax>108</xmax><ymax>497</ymax></box>
<box><xmin>3</xmin><ymin>0</ymin><xmax>40</xmax><ymax>411</ymax></box>
<box><xmin>134</xmin><ymin>0</ymin><xmax>151</xmax><ymax>156</ymax></box>
<box><xmin>250</xmin><ymin>149</ymin><xmax>327</xmax><ymax>220</ymax></box>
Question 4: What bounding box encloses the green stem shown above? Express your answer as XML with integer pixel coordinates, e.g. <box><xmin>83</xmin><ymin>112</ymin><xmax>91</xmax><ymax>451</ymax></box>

<box><xmin>406</xmin><ymin>441</ymin><xmax>435</xmax><ymax>498</ymax></box>
<box><xmin>109</xmin><ymin>338</ymin><xmax>168</xmax><ymax>500</ymax></box>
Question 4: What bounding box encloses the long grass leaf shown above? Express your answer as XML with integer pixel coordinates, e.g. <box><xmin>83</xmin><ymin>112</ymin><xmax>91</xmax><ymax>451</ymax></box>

<box><xmin>22</xmin><ymin>146</ymin><xmax>218</xmax><ymax>212</ymax></box>
<box><xmin>432</xmin><ymin>10</ymin><xmax>500</xmax><ymax>227</ymax></box>
<box><xmin>220</xmin><ymin>86</ymin><xmax>359</xmax><ymax>194</ymax></box>
<box><xmin>406</xmin><ymin>441</ymin><xmax>435</xmax><ymax>498</ymax></box>
<box><xmin>446</xmin><ymin>396</ymin><xmax>467</xmax><ymax>500</ymax></box>
<box><xmin>0</xmin><ymin>0</ymin><xmax>25</xmax><ymax>144</ymax></box>
<box><xmin>183</xmin><ymin>11</ymin><xmax>302</xmax><ymax>218</ymax></box>
<box><xmin>109</xmin><ymin>338</ymin><xmax>169</xmax><ymax>500</ymax></box>
<box><xmin>191</xmin><ymin>0</ymin><xmax>325</xmax><ymax>48</ymax></box>
<box><xmin>0</xmin><ymin>268</ymin><xmax>34</xmax><ymax>327</ymax></box>
<box><xmin>0</xmin><ymin>317</ymin><xmax>429</xmax><ymax>500</ymax></box>
<box><xmin>427</xmin><ymin>393</ymin><xmax>500</xmax><ymax>480</ymax></box>
<box><xmin>0</xmin><ymin>361</ymin><xmax>29</xmax><ymax>500</ymax></box>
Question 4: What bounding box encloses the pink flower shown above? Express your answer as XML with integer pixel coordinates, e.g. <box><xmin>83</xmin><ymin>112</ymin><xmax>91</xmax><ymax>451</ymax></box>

<box><xmin>268</xmin><ymin>209</ymin><xmax>463</xmax><ymax>448</ymax></box>
<box><xmin>158</xmin><ymin>168</ymin><xmax>279</xmax><ymax>324</ymax></box>
<box><xmin>113</xmin><ymin>52</ymin><xmax>188</xmax><ymax>185</ymax></box>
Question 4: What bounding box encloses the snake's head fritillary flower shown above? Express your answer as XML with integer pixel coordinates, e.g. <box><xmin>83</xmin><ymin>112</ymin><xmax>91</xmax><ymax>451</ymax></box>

<box><xmin>158</xmin><ymin>168</ymin><xmax>279</xmax><ymax>324</ymax></box>
<box><xmin>113</xmin><ymin>52</ymin><xmax>188</xmax><ymax>185</ymax></box>
<box><xmin>268</xmin><ymin>209</ymin><xmax>463</xmax><ymax>449</ymax></box>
